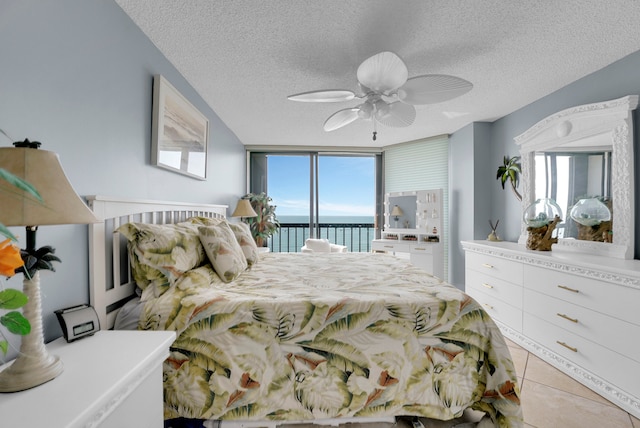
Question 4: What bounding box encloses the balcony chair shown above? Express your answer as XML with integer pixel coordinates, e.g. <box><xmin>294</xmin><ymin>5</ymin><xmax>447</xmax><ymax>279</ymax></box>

<box><xmin>301</xmin><ymin>238</ymin><xmax>347</xmax><ymax>253</ymax></box>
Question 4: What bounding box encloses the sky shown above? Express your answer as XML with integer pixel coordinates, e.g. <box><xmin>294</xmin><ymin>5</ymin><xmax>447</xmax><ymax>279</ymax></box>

<box><xmin>267</xmin><ymin>155</ymin><xmax>375</xmax><ymax>217</ymax></box>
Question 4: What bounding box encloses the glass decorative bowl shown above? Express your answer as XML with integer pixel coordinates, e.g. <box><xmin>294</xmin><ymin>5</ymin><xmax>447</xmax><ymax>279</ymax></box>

<box><xmin>523</xmin><ymin>198</ymin><xmax>563</xmax><ymax>228</ymax></box>
<box><xmin>570</xmin><ymin>198</ymin><xmax>611</xmax><ymax>226</ymax></box>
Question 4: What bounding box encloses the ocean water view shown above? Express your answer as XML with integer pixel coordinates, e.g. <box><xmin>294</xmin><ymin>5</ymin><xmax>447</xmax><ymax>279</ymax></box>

<box><xmin>269</xmin><ymin>215</ymin><xmax>375</xmax><ymax>253</ymax></box>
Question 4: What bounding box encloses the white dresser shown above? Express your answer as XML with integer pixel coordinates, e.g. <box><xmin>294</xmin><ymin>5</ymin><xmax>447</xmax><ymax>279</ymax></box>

<box><xmin>0</xmin><ymin>330</ymin><xmax>175</xmax><ymax>428</ymax></box>
<box><xmin>374</xmin><ymin>188</ymin><xmax>445</xmax><ymax>278</ymax></box>
<box><xmin>462</xmin><ymin>240</ymin><xmax>640</xmax><ymax>418</ymax></box>
<box><xmin>372</xmin><ymin>239</ymin><xmax>444</xmax><ymax>278</ymax></box>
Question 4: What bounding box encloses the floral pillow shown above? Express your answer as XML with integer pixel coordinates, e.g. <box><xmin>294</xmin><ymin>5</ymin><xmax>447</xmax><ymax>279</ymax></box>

<box><xmin>184</xmin><ymin>216</ymin><xmax>224</xmax><ymax>227</ymax></box>
<box><xmin>117</xmin><ymin>222</ymin><xmax>205</xmax><ymax>298</ymax></box>
<box><xmin>228</xmin><ymin>222</ymin><xmax>259</xmax><ymax>267</ymax></box>
<box><xmin>198</xmin><ymin>223</ymin><xmax>248</xmax><ymax>282</ymax></box>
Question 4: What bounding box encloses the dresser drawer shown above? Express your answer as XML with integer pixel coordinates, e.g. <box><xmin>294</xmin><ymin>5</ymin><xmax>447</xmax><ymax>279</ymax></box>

<box><xmin>466</xmin><ymin>287</ymin><xmax>522</xmax><ymax>332</ymax></box>
<box><xmin>524</xmin><ymin>289</ymin><xmax>640</xmax><ymax>362</ymax></box>
<box><xmin>466</xmin><ymin>269</ymin><xmax>522</xmax><ymax>308</ymax></box>
<box><xmin>465</xmin><ymin>252</ymin><xmax>523</xmax><ymax>285</ymax></box>
<box><xmin>410</xmin><ymin>243</ymin><xmax>434</xmax><ymax>254</ymax></box>
<box><xmin>372</xmin><ymin>240</ymin><xmax>411</xmax><ymax>253</ymax></box>
<box><xmin>410</xmin><ymin>252</ymin><xmax>433</xmax><ymax>274</ymax></box>
<box><xmin>524</xmin><ymin>313</ymin><xmax>640</xmax><ymax>398</ymax></box>
<box><xmin>523</xmin><ymin>264</ymin><xmax>640</xmax><ymax>326</ymax></box>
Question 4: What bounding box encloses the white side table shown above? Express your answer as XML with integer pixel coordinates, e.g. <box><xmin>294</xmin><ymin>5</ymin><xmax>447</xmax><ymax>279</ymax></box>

<box><xmin>0</xmin><ymin>330</ymin><xmax>175</xmax><ymax>428</ymax></box>
<box><xmin>257</xmin><ymin>247</ymin><xmax>270</xmax><ymax>253</ymax></box>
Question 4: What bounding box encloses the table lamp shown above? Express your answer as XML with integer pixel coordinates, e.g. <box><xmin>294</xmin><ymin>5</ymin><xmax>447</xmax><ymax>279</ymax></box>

<box><xmin>231</xmin><ymin>198</ymin><xmax>258</xmax><ymax>218</ymax></box>
<box><xmin>391</xmin><ymin>205</ymin><xmax>403</xmax><ymax>228</ymax></box>
<box><xmin>0</xmin><ymin>140</ymin><xmax>100</xmax><ymax>392</ymax></box>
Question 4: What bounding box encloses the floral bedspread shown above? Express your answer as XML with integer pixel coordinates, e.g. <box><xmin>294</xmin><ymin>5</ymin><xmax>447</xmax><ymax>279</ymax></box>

<box><xmin>138</xmin><ymin>252</ymin><xmax>522</xmax><ymax>427</ymax></box>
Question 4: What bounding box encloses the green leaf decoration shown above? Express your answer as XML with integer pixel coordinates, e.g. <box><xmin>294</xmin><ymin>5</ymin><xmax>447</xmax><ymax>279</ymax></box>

<box><xmin>496</xmin><ymin>156</ymin><xmax>522</xmax><ymax>201</ymax></box>
<box><xmin>0</xmin><ymin>223</ymin><xmax>17</xmax><ymax>241</ymax></box>
<box><xmin>0</xmin><ymin>340</ymin><xmax>7</xmax><ymax>355</ymax></box>
<box><xmin>0</xmin><ymin>168</ymin><xmax>43</xmax><ymax>202</ymax></box>
<box><xmin>1</xmin><ymin>311</ymin><xmax>31</xmax><ymax>335</ymax></box>
<box><xmin>0</xmin><ymin>289</ymin><xmax>28</xmax><ymax>309</ymax></box>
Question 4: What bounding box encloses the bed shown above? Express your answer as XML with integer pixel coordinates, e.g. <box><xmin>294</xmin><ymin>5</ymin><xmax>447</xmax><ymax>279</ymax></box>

<box><xmin>87</xmin><ymin>196</ymin><xmax>523</xmax><ymax>428</ymax></box>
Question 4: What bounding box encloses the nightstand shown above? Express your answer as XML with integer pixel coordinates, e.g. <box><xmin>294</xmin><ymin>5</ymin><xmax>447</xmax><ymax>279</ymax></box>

<box><xmin>0</xmin><ymin>330</ymin><xmax>175</xmax><ymax>428</ymax></box>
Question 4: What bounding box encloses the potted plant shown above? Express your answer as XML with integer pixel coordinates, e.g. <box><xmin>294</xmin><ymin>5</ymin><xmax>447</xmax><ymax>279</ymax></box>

<box><xmin>0</xmin><ymin>167</ymin><xmax>41</xmax><ymax>358</ymax></box>
<box><xmin>497</xmin><ymin>155</ymin><xmax>522</xmax><ymax>201</ymax></box>
<box><xmin>242</xmin><ymin>192</ymin><xmax>280</xmax><ymax>247</ymax></box>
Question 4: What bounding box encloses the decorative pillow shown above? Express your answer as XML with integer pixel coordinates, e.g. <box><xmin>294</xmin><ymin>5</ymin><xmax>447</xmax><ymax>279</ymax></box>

<box><xmin>198</xmin><ymin>224</ymin><xmax>248</xmax><ymax>282</ymax></box>
<box><xmin>117</xmin><ymin>222</ymin><xmax>205</xmax><ymax>295</ymax></box>
<box><xmin>184</xmin><ymin>216</ymin><xmax>224</xmax><ymax>227</ymax></box>
<box><xmin>228</xmin><ymin>222</ymin><xmax>259</xmax><ymax>267</ymax></box>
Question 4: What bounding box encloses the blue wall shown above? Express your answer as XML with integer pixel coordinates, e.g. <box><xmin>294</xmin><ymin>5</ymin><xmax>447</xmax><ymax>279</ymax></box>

<box><xmin>450</xmin><ymin>50</ymin><xmax>640</xmax><ymax>286</ymax></box>
<box><xmin>0</xmin><ymin>0</ymin><xmax>246</xmax><ymax>356</ymax></box>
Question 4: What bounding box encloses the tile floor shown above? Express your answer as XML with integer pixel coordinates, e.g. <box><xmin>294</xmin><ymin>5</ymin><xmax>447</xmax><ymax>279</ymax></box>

<box><xmin>504</xmin><ymin>338</ymin><xmax>639</xmax><ymax>428</ymax></box>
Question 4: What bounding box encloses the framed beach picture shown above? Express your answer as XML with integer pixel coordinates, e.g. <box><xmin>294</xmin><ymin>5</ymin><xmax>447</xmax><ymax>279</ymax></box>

<box><xmin>151</xmin><ymin>74</ymin><xmax>209</xmax><ymax>180</ymax></box>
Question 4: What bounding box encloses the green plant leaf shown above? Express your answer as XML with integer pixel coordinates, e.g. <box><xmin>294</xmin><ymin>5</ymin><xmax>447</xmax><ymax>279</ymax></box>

<box><xmin>0</xmin><ymin>223</ymin><xmax>17</xmax><ymax>241</ymax></box>
<box><xmin>0</xmin><ymin>289</ymin><xmax>28</xmax><ymax>310</ymax></box>
<box><xmin>1</xmin><ymin>311</ymin><xmax>31</xmax><ymax>335</ymax></box>
<box><xmin>0</xmin><ymin>168</ymin><xmax>42</xmax><ymax>202</ymax></box>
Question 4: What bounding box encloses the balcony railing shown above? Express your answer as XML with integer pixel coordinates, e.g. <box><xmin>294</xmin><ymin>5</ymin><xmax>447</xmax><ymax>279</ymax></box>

<box><xmin>267</xmin><ymin>222</ymin><xmax>376</xmax><ymax>253</ymax></box>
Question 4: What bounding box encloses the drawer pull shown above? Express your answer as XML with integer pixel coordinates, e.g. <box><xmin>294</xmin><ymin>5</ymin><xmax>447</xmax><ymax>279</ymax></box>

<box><xmin>414</xmin><ymin>247</ymin><xmax>426</xmax><ymax>251</ymax></box>
<box><xmin>384</xmin><ymin>245</ymin><xmax>394</xmax><ymax>248</ymax></box>
<box><xmin>482</xmin><ymin>283</ymin><xmax>494</xmax><ymax>289</ymax></box>
<box><xmin>557</xmin><ymin>285</ymin><xmax>580</xmax><ymax>293</ymax></box>
<box><xmin>556</xmin><ymin>341</ymin><xmax>578</xmax><ymax>352</ymax></box>
<box><xmin>482</xmin><ymin>303</ymin><xmax>493</xmax><ymax>310</ymax></box>
<box><xmin>481</xmin><ymin>263</ymin><xmax>494</xmax><ymax>269</ymax></box>
<box><xmin>557</xmin><ymin>313</ymin><xmax>578</xmax><ymax>323</ymax></box>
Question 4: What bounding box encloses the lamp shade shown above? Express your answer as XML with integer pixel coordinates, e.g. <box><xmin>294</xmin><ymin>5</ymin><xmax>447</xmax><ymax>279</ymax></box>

<box><xmin>0</xmin><ymin>146</ymin><xmax>99</xmax><ymax>226</ymax></box>
<box><xmin>231</xmin><ymin>199</ymin><xmax>258</xmax><ymax>218</ymax></box>
<box><xmin>390</xmin><ymin>205</ymin><xmax>403</xmax><ymax>217</ymax></box>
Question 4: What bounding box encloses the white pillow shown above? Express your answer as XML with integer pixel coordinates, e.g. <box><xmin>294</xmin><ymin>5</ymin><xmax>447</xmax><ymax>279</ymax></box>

<box><xmin>305</xmin><ymin>238</ymin><xmax>331</xmax><ymax>253</ymax></box>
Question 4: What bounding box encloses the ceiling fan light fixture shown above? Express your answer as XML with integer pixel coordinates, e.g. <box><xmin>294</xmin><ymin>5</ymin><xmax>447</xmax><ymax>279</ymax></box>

<box><xmin>288</xmin><ymin>51</ymin><xmax>473</xmax><ymax>135</ymax></box>
<box><xmin>374</xmin><ymin>99</ymin><xmax>391</xmax><ymax>119</ymax></box>
<box><xmin>357</xmin><ymin>102</ymin><xmax>373</xmax><ymax>120</ymax></box>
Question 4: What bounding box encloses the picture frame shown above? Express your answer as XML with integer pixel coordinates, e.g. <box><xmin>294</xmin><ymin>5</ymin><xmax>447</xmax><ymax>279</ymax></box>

<box><xmin>151</xmin><ymin>74</ymin><xmax>209</xmax><ymax>180</ymax></box>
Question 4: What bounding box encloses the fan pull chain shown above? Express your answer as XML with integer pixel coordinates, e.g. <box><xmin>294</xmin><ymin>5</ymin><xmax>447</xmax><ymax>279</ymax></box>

<box><xmin>372</xmin><ymin>120</ymin><xmax>377</xmax><ymax>141</ymax></box>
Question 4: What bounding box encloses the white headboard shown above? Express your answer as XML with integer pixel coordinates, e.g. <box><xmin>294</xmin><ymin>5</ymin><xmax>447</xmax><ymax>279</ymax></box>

<box><xmin>87</xmin><ymin>195</ymin><xmax>227</xmax><ymax>330</ymax></box>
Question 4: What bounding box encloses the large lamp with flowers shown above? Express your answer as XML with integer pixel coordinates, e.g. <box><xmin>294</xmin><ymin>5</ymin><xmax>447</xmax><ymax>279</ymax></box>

<box><xmin>0</xmin><ymin>140</ymin><xmax>99</xmax><ymax>392</ymax></box>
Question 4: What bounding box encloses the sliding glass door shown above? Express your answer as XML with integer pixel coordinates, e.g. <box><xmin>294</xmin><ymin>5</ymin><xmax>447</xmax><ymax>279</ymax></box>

<box><xmin>250</xmin><ymin>152</ymin><xmax>381</xmax><ymax>252</ymax></box>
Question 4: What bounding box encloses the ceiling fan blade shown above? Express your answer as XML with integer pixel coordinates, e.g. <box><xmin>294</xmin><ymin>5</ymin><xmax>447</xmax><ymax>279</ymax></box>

<box><xmin>376</xmin><ymin>102</ymin><xmax>416</xmax><ymax>128</ymax></box>
<box><xmin>323</xmin><ymin>108</ymin><xmax>360</xmax><ymax>132</ymax></box>
<box><xmin>397</xmin><ymin>74</ymin><xmax>473</xmax><ymax>105</ymax></box>
<box><xmin>287</xmin><ymin>89</ymin><xmax>355</xmax><ymax>102</ymax></box>
<box><xmin>357</xmin><ymin>51</ymin><xmax>408</xmax><ymax>94</ymax></box>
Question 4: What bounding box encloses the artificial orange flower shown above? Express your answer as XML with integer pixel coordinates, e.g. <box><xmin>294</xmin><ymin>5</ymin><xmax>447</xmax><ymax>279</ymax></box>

<box><xmin>0</xmin><ymin>238</ymin><xmax>24</xmax><ymax>277</ymax></box>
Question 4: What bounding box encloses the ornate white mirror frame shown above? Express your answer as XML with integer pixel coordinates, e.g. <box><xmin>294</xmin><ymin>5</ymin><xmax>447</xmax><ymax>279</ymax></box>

<box><xmin>515</xmin><ymin>95</ymin><xmax>638</xmax><ymax>259</ymax></box>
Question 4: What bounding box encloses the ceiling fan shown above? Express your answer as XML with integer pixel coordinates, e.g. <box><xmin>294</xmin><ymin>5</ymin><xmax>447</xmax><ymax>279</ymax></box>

<box><xmin>287</xmin><ymin>51</ymin><xmax>473</xmax><ymax>140</ymax></box>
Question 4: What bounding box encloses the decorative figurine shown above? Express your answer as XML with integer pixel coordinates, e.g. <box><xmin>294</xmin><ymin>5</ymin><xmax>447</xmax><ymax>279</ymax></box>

<box><xmin>487</xmin><ymin>219</ymin><xmax>501</xmax><ymax>241</ymax></box>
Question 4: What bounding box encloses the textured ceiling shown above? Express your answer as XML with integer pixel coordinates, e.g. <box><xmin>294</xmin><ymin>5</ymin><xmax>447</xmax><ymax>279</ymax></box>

<box><xmin>116</xmin><ymin>0</ymin><xmax>640</xmax><ymax>148</ymax></box>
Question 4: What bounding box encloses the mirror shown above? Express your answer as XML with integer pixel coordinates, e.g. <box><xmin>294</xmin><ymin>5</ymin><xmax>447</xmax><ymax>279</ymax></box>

<box><xmin>534</xmin><ymin>149</ymin><xmax>611</xmax><ymax>240</ymax></box>
<box><xmin>387</xmin><ymin>194</ymin><xmax>417</xmax><ymax>229</ymax></box>
<box><xmin>515</xmin><ymin>95</ymin><xmax>638</xmax><ymax>259</ymax></box>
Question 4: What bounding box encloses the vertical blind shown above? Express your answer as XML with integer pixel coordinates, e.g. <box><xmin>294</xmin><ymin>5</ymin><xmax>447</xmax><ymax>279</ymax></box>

<box><xmin>384</xmin><ymin>135</ymin><xmax>449</xmax><ymax>279</ymax></box>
